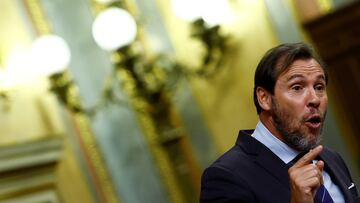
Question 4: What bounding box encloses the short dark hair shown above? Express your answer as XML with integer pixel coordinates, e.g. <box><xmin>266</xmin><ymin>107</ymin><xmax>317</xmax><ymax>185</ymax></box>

<box><xmin>253</xmin><ymin>42</ymin><xmax>328</xmax><ymax>114</ymax></box>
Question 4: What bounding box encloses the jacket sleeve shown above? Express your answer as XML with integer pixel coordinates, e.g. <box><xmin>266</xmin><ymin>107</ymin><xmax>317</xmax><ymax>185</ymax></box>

<box><xmin>200</xmin><ymin>165</ymin><xmax>255</xmax><ymax>203</ymax></box>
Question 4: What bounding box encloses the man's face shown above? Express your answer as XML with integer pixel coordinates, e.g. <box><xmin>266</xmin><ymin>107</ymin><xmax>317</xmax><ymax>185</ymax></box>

<box><xmin>271</xmin><ymin>58</ymin><xmax>328</xmax><ymax>151</ymax></box>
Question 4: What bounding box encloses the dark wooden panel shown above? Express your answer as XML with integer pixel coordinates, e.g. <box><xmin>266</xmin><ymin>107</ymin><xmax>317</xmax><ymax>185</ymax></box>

<box><xmin>304</xmin><ymin>2</ymin><xmax>360</xmax><ymax>62</ymax></box>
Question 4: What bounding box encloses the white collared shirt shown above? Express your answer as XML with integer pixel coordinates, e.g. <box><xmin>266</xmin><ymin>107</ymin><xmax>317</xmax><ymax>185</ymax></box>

<box><xmin>252</xmin><ymin>121</ymin><xmax>345</xmax><ymax>203</ymax></box>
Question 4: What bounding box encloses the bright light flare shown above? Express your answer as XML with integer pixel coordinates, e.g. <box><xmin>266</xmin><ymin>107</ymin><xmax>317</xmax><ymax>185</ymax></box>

<box><xmin>92</xmin><ymin>7</ymin><xmax>137</xmax><ymax>51</ymax></box>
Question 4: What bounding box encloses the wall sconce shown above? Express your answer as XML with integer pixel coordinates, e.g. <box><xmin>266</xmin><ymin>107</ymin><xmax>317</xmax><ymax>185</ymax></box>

<box><xmin>90</xmin><ymin>3</ymin><xmax>229</xmax><ymax>93</ymax></box>
<box><xmin>0</xmin><ymin>35</ymin><xmax>71</xmax><ymax>112</ymax></box>
<box><xmin>0</xmin><ymin>34</ymin><xmax>87</xmax><ymax>114</ymax></box>
<box><xmin>171</xmin><ymin>0</ymin><xmax>231</xmax><ymax>77</ymax></box>
<box><xmin>29</xmin><ymin>34</ymin><xmax>125</xmax><ymax>115</ymax></box>
<box><xmin>88</xmin><ymin>2</ymin><xmax>230</xmax><ymax>140</ymax></box>
<box><xmin>191</xmin><ymin>18</ymin><xmax>228</xmax><ymax>77</ymax></box>
<box><xmin>17</xmin><ymin>0</ymin><xmax>229</xmax><ymax>118</ymax></box>
<box><xmin>28</xmin><ymin>35</ymin><xmax>84</xmax><ymax>113</ymax></box>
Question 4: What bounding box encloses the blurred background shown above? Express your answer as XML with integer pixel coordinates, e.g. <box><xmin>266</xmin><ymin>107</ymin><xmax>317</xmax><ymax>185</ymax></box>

<box><xmin>0</xmin><ymin>0</ymin><xmax>359</xmax><ymax>202</ymax></box>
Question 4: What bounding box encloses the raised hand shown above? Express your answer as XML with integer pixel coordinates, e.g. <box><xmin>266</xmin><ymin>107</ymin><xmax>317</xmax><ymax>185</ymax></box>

<box><xmin>288</xmin><ymin>145</ymin><xmax>325</xmax><ymax>203</ymax></box>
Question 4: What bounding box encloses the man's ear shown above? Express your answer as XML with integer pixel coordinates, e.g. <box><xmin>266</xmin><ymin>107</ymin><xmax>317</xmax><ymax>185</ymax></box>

<box><xmin>256</xmin><ymin>87</ymin><xmax>272</xmax><ymax>111</ymax></box>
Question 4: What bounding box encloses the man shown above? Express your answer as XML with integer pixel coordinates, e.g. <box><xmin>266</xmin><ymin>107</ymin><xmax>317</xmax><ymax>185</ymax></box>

<box><xmin>200</xmin><ymin>43</ymin><xmax>359</xmax><ymax>203</ymax></box>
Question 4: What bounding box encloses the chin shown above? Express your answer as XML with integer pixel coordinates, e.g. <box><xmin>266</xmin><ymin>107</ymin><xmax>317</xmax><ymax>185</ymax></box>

<box><xmin>305</xmin><ymin>133</ymin><xmax>322</xmax><ymax>149</ymax></box>
<box><xmin>286</xmin><ymin>130</ymin><xmax>322</xmax><ymax>151</ymax></box>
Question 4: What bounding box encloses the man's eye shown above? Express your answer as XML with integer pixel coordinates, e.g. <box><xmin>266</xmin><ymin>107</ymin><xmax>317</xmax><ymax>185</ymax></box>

<box><xmin>292</xmin><ymin>85</ymin><xmax>302</xmax><ymax>91</ymax></box>
<box><xmin>315</xmin><ymin>84</ymin><xmax>325</xmax><ymax>91</ymax></box>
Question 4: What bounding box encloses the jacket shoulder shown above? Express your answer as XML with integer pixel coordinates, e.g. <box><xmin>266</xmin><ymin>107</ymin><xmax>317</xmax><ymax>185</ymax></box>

<box><xmin>200</xmin><ymin>145</ymin><xmax>257</xmax><ymax>202</ymax></box>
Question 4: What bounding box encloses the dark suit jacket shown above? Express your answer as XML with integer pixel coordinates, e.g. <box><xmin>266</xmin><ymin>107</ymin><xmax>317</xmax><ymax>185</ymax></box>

<box><xmin>200</xmin><ymin>130</ymin><xmax>359</xmax><ymax>203</ymax></box>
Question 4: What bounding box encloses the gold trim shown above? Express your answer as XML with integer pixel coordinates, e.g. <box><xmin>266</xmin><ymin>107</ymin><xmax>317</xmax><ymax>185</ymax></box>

<box><xmin>0</xmin><ymin>183</ymin><xmax>57</xmax><ymax>201</ymax></box>
<box><xmin>22</xmin><ymin>0</ymin><xmax>51</xmax><ymax>35</ymax></box>
<box><xmin>73</xmin><ymin>113</ymin><xmax>119</xmax><ymax>203</ymax></box>
<box><xmin>117</xmin><ymin>68</ymin><xmax>185</xmax><ymax>203</ymax></box>
<box><xmin>23</xmin><ymin>0</ymin><xmax>119</xmax><ymax>202</ymax></box>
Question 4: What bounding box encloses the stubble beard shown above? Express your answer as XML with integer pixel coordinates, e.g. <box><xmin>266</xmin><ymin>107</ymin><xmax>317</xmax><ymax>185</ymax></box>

<box><xmin>270</xmin><ymin>98</ymin><xmax>325</xmax><ymax>152</ymax></box>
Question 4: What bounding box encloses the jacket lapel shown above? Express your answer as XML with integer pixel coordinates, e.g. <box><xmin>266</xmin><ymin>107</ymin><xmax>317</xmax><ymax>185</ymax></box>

<box><xmin>320</xmin><ymin>150</ymin><xmax>354</xmax><ymax>203</ymax></box>
<box><xmin>236</xmin><ymin>130</ymin><xmax>290</xmax><ymax>189</ymax></box>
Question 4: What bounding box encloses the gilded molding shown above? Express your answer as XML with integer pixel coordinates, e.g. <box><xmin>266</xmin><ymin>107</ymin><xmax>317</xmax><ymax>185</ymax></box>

<box><xmin>117</xmin><ymin>67</ymin><xmax>185</xmax><ymax>203</ymax></box>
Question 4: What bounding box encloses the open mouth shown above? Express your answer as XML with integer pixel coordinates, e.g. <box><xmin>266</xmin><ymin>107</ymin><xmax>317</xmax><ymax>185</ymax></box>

<box><xmin>305</xmin><ymin>115</ymin><xmax>322</xmax><ymax>129</ymax></box>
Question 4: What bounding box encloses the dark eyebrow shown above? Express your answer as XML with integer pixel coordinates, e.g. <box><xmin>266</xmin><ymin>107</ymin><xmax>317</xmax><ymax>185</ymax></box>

<box><xmin>287</xmin><ymin>74</ymin><xmax>326</xmax><ymax>82</ymax></box>
<box><xmin>287</xmin><ymin>74</ymin><xmax>304</xmax><ymax>82</ymax></box>
<box><xmin>316</xmin><ymin>75</ymin><xmax>326</xmax><ymax>81</ymax></box>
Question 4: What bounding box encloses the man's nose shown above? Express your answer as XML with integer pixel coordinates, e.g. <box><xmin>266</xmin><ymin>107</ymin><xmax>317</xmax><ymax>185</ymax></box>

<box><xmin>307</xmin><ymin>88</ymin><xmax>320</xmax><ymax>108</ymax></box>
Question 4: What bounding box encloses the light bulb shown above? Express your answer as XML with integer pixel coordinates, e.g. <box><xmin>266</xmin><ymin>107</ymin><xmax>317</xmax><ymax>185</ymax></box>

<box><xmin>201</xmin><ymin>0</ymin><xmax>232</xmax><ymax>26</ymax></box>
<box><xmin>30</xmin><ymin>35</ymin><xmax>71</xmax><ymax>76</ymax></box>
<box><xmin>171</xmin><ymin>0</ymin><xmax>202</xmax><ymax>22</ymax></box>
<box><xmin>92</xmin><ymin>7</ymin><xmax>137</xmax><ymax>51</ymax></box>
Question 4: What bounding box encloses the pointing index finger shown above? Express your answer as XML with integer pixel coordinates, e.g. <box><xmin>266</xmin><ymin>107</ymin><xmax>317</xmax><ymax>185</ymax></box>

<box><xmin>292</xmin><ymin>145</ymin><xmax>323</xmax><ymax>168</ymax></box>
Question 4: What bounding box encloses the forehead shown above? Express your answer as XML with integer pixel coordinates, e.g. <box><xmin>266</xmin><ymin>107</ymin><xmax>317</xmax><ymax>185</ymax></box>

<box><xmin>278</xmin><ymin>58</ymin><xmax>325</xmax><ymax>79</ymax></box>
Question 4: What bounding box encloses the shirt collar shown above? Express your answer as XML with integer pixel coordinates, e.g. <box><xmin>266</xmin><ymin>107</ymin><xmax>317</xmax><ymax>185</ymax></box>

<box><xmin>252</xmin><ymin>121</ymin><xmax>299</xmax><ymax>164</ymax></box>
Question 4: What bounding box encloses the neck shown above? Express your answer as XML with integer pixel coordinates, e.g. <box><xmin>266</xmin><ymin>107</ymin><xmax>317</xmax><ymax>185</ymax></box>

<box><xmin>259</xmin><ymin>112</ymin><xmax>286</xmax><ymax>143</ymax></box>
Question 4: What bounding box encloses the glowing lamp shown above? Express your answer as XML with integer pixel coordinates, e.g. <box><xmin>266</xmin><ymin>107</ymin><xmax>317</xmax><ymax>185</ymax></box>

<box><xmin>30</xmin><ymin>35</ymin><xmax>71</xmax><ymax>76</ymax></box>
<box><xmin>92</xmin><ymin>7</ymin><xmax>137</xmax><ymax>51</ymax></box>
<box><xmin>171</xmin><ymin>0</ymin><xmax>202</xmax><ymax>22</ymax></box>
